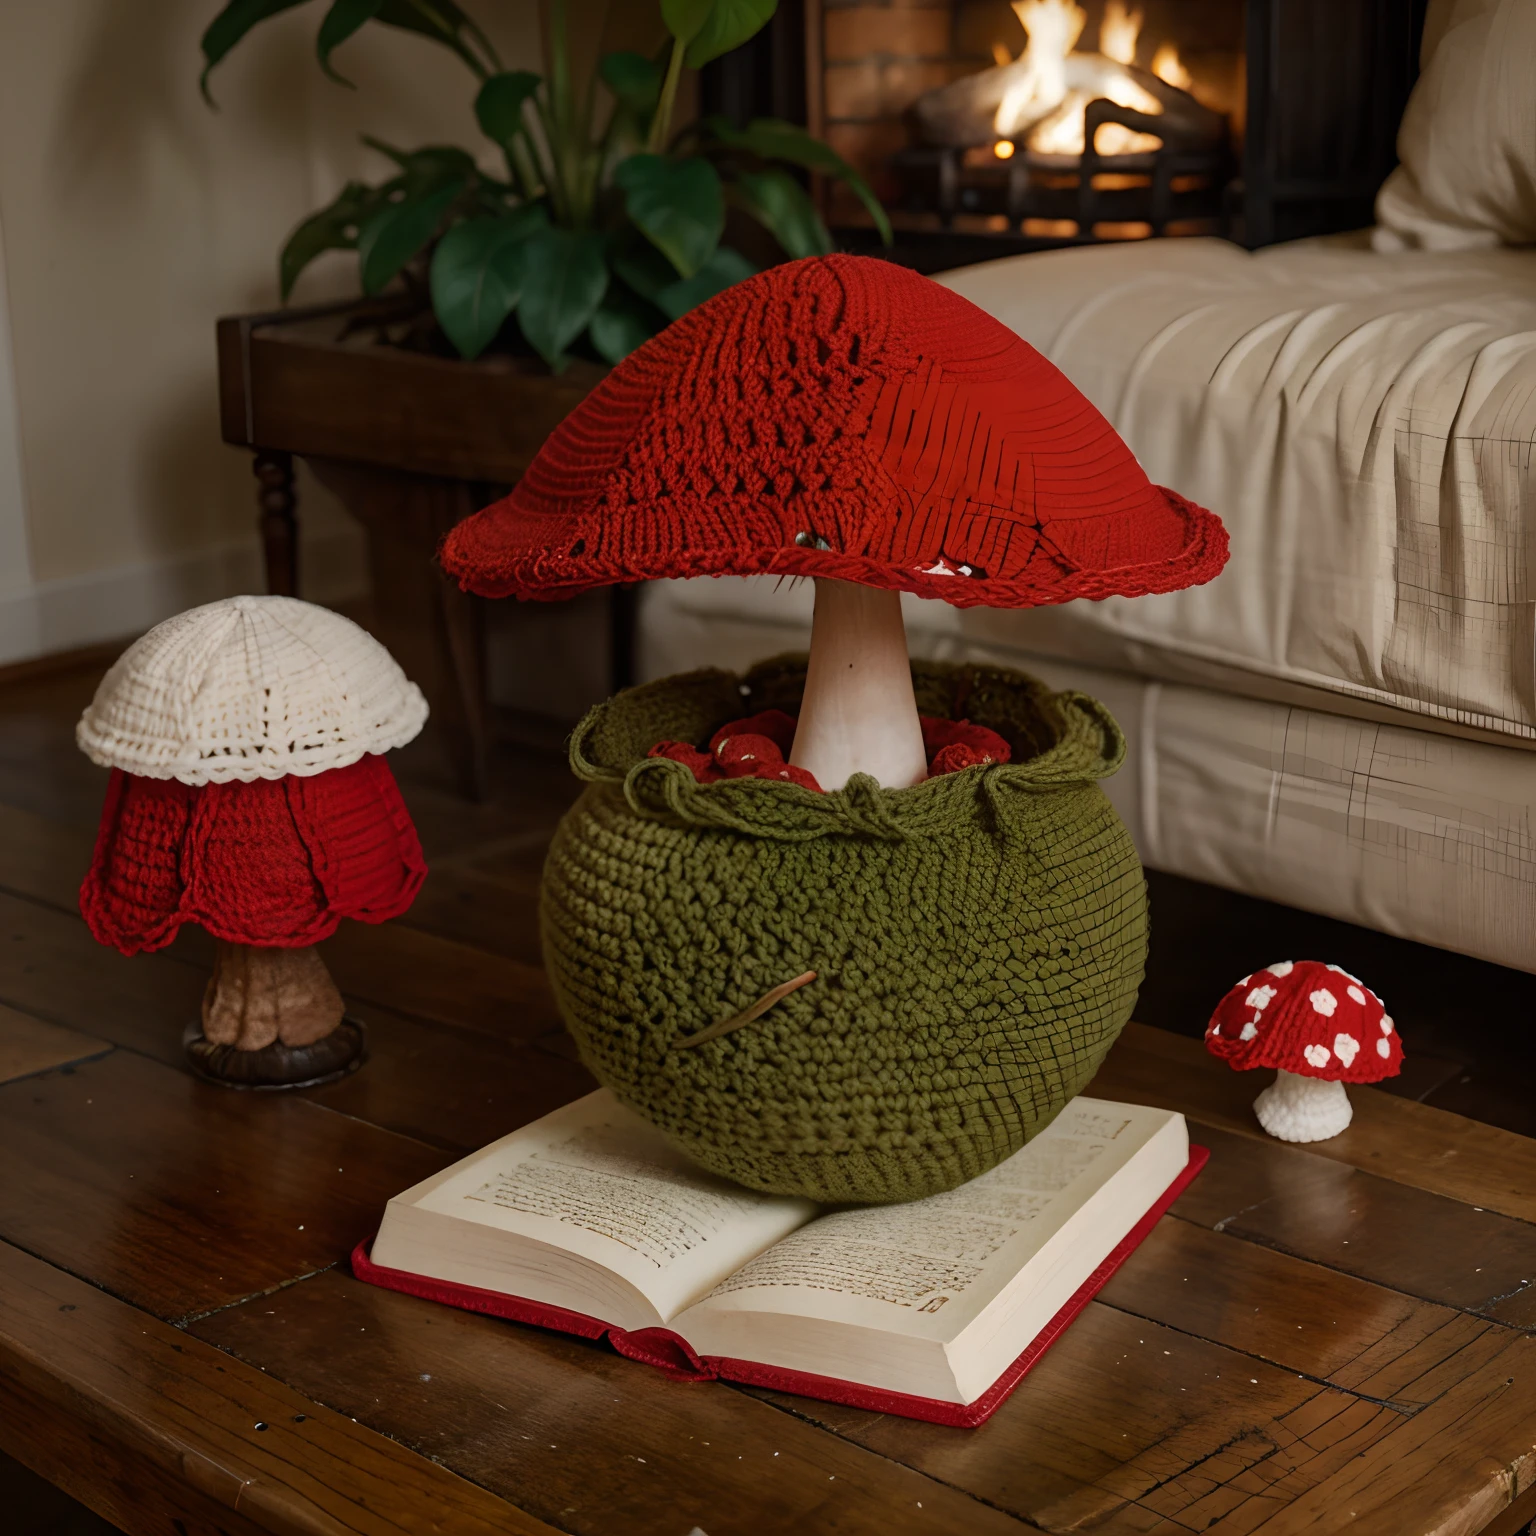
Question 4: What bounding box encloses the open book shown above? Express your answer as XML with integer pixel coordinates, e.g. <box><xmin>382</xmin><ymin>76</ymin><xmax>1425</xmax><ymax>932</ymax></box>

<box><xmin>359</xmin><ymin>1091</ymin><xmax>1203</xmax><ymax>1427</ymax></box>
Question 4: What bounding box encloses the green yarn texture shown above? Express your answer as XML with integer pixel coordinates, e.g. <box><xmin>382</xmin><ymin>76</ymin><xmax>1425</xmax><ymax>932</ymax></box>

<box><xmin>542</xmin><ymin>657</ymin><xmax>1147</xmax><ymax>1204</ymax></box>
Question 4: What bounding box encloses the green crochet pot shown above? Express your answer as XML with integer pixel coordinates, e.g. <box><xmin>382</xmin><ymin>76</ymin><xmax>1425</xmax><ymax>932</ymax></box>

<box><xmin>542</xmin><ymin>657</ymin><xmax>1147</xmax><ymax>1204</ymax></box>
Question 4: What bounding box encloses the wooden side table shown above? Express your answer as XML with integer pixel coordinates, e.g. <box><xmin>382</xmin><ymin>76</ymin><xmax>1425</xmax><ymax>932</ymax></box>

<box><xmin>215</xmin><ymin>301</ymin><xmax>621</xmax><ymax>800</ymax></box>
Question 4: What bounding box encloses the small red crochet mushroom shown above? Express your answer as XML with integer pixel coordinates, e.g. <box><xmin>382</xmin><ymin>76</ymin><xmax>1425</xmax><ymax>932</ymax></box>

<box><xmin>1206</xmin><ymin>961</ymin><xmax>1403</xmax><ymax>1142</ymax></box>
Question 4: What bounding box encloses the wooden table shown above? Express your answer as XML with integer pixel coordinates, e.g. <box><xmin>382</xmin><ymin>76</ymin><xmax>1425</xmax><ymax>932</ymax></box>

<box><xmin>3</xmin><ymin>677</ymin><xmax>1536</xmax><ymax>1533</ymax></box>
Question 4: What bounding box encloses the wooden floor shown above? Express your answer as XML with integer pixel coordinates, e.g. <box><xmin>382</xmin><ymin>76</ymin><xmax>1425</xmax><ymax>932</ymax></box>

<box><xmin>5</xmin><ymin>652</ymin><xmax>1536</xmax><ymax>1535</ymax></box>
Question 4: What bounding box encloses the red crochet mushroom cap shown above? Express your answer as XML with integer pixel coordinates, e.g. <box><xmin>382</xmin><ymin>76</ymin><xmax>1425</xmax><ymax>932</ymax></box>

<box><xmin>440</xmin><ymin>254</ymin><xmax>1228</xmax><ymax>607</ymax></box>
<box><xmin>1205</xmin><ymin>961</ymin><xmax>1403</xmax><ymax>1083</ymax></box>
<box><xmin>79</xmin><ymin>754</ymin><xmax>426</xmax><ymax>954</ymax></box>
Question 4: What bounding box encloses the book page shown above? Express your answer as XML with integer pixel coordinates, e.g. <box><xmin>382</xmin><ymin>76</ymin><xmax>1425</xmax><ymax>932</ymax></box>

<box><xmin>396</xmin><ymin>1092</ymin><xmax>816</xmax><ymax>1321</ymax></box>
<box><xmin>682</xmin><ymin>1099</ymin><xmax>1181</xmax><ymax>1343</ymax></box>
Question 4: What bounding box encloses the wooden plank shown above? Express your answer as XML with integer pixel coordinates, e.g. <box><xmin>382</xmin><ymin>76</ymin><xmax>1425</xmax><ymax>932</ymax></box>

<box><xmin>1231</xmin><ymin>1328</ymin><xmax>1536</xmax><ymax>1536</ymax></box>
<box><xmin>0</xmin><ymin>888</ymin><xmax>203</xmax><ymax>1071</ymax></box>
<box><xmin>781</xmin><ymin>1297</ymin><xmax>1404</xmax><ymax>1532</ymax></box>
<box><xmin>1092</xmin><ymin>1022</ymin><xmax>1536</xmax><ymax>1226</ymax></box>
<box><xmin>1173</xmin><ymin>1123</ymin><xmax>1536</xmax><ymax>1327</ymax></box>
<box><xmin>308</xmin><ymin>999</ymin><xmax>595</xmax><ymax>1153</ymax></box>
<box><xmin>1097</xmin><ymin>1216</ymin><xmax>1499</xmax><ymax>1405</ymax></box>
<box><xmin>0</xmin><ymin>1238</ymin><xmax>551</xmax><ymax>1536</ymax></box>
<box><xmin>0</xmin><ymin>1048</ymin><xmax>448</xmax><ymax>1321</ymax></box>
<box><xmin>189</xmin><ymin>1265</ymin><xmax>1031</xmax><ymax>1536</ymax></box>
<box><xmin>0</xmin><ymin>1001</ymin><xmax>110</xmax><ymax>1084</ymax></box>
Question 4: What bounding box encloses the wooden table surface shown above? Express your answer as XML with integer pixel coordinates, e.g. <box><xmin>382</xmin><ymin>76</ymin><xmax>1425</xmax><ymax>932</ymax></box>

<box><xmin>3</xmin><ymin>660</ymin><xmax>1536</xmax><ymax>1536</ymax></box>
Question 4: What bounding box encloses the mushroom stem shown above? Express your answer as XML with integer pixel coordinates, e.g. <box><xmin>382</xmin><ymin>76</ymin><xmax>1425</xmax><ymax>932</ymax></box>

<box><xmin>1253</xmin><ymin>1068</ymin><xmax>1353</xmax><ymax>1143</ymax></box>
<box><xmin>789</xmin><ymin>579</ymin><xmax>928</xmax><ymax>791</ymax></box>
<box><xmin>201</xmin><ymin>941</ymin><xmax>345</xmax><ymax>1051</ymax></box>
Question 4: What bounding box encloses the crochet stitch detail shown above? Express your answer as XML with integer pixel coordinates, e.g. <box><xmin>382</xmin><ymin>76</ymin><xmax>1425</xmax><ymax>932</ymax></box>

<box><xmin>77</xmin><ymin>595</ymin><xmax>428</xmax><ymax>785</ymax></box>
<box><xmin>441</xmin><ymin>254</ymin><xmax>1228</xmax><ymax>609</ymax></box>
<box><xmin>542</xmin><ymin>656</ymin><xmax>1147</xmax><ymax>1204</ymax></box>
<box><xmin>80</xmin><ymin>753</ymin><xmax>426</xmax><ymax>953</ymax></box>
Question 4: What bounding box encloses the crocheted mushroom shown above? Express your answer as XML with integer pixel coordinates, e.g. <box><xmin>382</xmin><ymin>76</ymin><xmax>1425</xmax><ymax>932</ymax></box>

<box><xmin>77</xmin><ymin>596</ymin><xmax>428</xmax><ymax>1088</ymax></box>
<box><xmin>435</xmin><ymin>255</ymin><xmax>1231</xmax><ymax>1203</ymax></box>
<box><xmin>441</xmin><ymin>252</ymin><xmax>1228</xmax><ymax>791</ymax></box>
<box><xmin>1206</xmin><ymin>961</ymin><xmax>1403</xmax><ymax>1142</ymax></box>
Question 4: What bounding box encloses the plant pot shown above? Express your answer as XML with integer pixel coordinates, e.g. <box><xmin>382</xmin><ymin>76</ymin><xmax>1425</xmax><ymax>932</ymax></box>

<box><xmin>216</xmin><ymin>298</ymin><xmax>617</xmax><ymax>798</ymax></box>
<box><xmin>542</xmin><ymin>656</ymin><xmax>1148</xmax><ymax>1204</ymax></box>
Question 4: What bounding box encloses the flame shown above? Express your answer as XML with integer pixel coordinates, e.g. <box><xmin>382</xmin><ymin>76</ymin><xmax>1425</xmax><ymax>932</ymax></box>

<box><xmin>991</xmin><ymin>40</ymin><xmax>1014</xmax><ymax>67</ymax></box>
<box><xmin>1099</xmin><ymin>0</ymin><xmax>1142</xmax><ymax>67</ymax></box>
<box><xmin>993</xmin><ymin>139</ymin><xmax>1016</xmax><ymax>159</ymax></box>
<box><xmin>1151</xmin><ymin>41</ymin><xmax>1192</xmax><ymax>91</ymax></box>
<box><xmin>994</xmin><ymin>0</ymin><xmax>1163</xmax><ymax>157</ymax></box>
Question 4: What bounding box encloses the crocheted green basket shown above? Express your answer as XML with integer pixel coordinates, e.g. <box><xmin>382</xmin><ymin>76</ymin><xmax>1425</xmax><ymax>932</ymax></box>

<box><xmin>542</xmin><ymin>657</ymin><xmax>1147</xmax><ymax>1205</ymax></box>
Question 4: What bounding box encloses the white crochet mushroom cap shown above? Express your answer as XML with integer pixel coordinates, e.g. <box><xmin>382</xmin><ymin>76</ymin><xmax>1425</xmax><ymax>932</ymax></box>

<box><xmin>76</xmin><ymin>596</ymin><xmax>428</xmax><ymax>785</ymax></box>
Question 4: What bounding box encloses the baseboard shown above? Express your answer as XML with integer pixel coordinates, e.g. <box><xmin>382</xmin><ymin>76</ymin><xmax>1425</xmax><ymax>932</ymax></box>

<box><xmin>0</xmin><ymin>525</ymin><xmax>367</xmax><ymax>668</ymax></box>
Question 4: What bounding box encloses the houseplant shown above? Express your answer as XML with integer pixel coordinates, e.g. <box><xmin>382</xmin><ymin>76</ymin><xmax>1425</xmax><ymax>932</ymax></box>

<box><xmin>200</xmin><ymin>0</ymin><xmax>891</xmax><ymax>367</ymax></box>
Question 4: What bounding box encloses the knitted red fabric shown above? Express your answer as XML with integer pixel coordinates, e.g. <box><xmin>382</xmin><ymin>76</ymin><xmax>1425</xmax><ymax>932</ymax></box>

<box><xmin>440</xmin><ymin>254</ymin><xmax>1228</xmax><ymax>607</ymax></box>
<box><xmin>80</xmin><ymin>753</ymin><xmax>426</xmax><ymax>954</ymax></box>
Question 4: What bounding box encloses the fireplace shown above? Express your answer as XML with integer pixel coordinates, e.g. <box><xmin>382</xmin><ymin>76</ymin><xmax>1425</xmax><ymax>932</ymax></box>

<box><xmin>703</xmin><ymin>0</ymin><xmax>1428</xmax><ymax>265</ymax></box>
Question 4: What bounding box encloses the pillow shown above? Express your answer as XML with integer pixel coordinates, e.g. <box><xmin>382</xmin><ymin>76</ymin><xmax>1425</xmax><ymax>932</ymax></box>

<box><xmin>1373</xmin><ymin>0</ymin><xmax>1536</xmax><ymax>251</ymax></box>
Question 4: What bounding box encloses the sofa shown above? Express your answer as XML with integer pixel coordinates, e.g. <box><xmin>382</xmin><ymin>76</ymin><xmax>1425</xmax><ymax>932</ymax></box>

<box><xmin>636</xmin><ymin>0</ymin><xmax>1536</xmax><ymax>974</ymax></box>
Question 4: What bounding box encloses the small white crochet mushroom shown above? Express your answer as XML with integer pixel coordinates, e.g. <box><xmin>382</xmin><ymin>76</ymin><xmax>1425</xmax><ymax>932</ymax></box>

<box><xmin>1205</xmin><ymin>961</ymin><xmax>1403</xmax><ymax>1142</ymax></box>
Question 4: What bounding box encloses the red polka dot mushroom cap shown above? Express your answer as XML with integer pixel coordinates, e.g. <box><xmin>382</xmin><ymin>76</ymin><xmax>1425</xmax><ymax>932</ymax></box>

<box><xmin>1206</xmin><ymin>961</ymin><xmax>1402</xmax><ymax>1083</ymax></box>
<box><xmin>440</xmin><ymin>254</ymin><xmax>1229</xmax><ymax>607</ymax></box>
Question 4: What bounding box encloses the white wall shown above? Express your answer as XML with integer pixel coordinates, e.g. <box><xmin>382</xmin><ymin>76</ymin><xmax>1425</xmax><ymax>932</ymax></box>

<box><xmin>0</xmin><ymin>0</ymin><xmax>541</xmax><ymax>664</ymax></box>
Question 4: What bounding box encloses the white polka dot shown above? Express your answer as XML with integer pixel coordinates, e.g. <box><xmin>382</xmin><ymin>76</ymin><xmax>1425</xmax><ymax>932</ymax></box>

<box><xmin>1303</xmin><ymin>1043</ymin><xmax>1331</xmax><ymax>1068</ymax></box>
<box><xmin>1333</xmin><ymin>1033</ymin><xmax>1359</xmax><ymax>1067</ymax></box>
<box><xmin>1376</xmin><ymin>1038</ymin><xmax>1391</xmax><ymax>1058</ymax></box>
<box><xmin>1346</xmin><ymin>985</ymin><xmax>1366</xmax><ymax>1005</ymax></box>
<box><xmin>1240</xmin><ymin>1020</ymin><xmax>1258</xmax><ymax>1041</ymax></box>
<box><xmin>1310</xmin><ymin>988</ymin><xmax>1338</xmax><ymax>1017</ymax></box>
<box><xmin>1380</xmin><ymin>1015</ymin><xmax>1394</xmax><ymax>1035</ymax></box>
<box><xmin>1209</xmin><ymin>1023</ymin><xmax>1220</xmax><ymax>1036</ymax></box>
<box><xmin>1246</xmin><ymin>984</ymin><xmax>1277</xmax><ymax>1011</ymax></box>
<box><xmin>1268</xmin><ymin>961</ymin><xmax>1294</xmax><ymax>978</ymax></box>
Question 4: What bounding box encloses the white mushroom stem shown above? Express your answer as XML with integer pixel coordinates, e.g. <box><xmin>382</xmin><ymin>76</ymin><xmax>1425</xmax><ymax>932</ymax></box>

<box><xmin>790</xmin><ymin>579</ymin><xmax>928</xmax><ymax>791</ymax></box>
<box><xmin>1253</xmin><ymin>1069</ymin><xmax>1353</xmax><ymax>1143</ymax></box>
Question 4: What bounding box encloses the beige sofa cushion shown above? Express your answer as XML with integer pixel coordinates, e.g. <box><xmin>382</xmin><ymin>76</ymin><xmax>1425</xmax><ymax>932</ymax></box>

<box><xmin>933</xmin><ymin>235</ymin><xmax>1536</xmax><ymax>743</ymax></box>
<box><xmin>1374</xmin><ymin>0</ymin><xmax>1536</xmax><ymax>251</ymax></box>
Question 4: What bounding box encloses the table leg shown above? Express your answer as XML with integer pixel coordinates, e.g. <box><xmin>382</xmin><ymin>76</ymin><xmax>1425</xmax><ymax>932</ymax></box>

<box><xmin>254</xmin><ymin>450</ymin><xmax>298</xmax><ymax>597</ymax></box>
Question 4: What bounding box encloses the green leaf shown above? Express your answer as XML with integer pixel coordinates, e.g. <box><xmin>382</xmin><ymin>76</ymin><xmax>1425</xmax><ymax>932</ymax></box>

<box><xmin>708</xmin><ymin>116</ymin><xmax>893</xmax><ymax>244</ymax></box>
<box><xmin>728</xmin><ymin>167</ymin><xmax>832</xmax><ymax>258</ymax></box>
<box><xmin>357</xmin><ymin>179</ymin><xmax>465</xmax><ymax>294</ymax></box>
<box><xmin>590</xmin><ymin>285</ymin><xmax>664</xmax><ymax>365</ymax></box>
<box><xmin>685</xmin><ymin>0</ymin><xmax>777</xmax><ymax>68</ymax></box>
<box><xmin>614</xmin><ymin>155</ymin><xmax>724</xmax><ymax>279</ymax></box>
<box><xmin>475</xmin><ymin>70</ymin><xmax>541</xmax><ymax>146</ymax></box>
<box><xmin>517</xmin><ymin>229</ymin><xmax>609</xmax><ymax>369</ymax></box>
<box><xmin>655</xmin><ymin>245</ymin><xmax>757</xmax><ymax>321</ymax></box>
<box><xmin>600</xmin><ymin>52</ymin><xmax>662</xmax><ymax>118</ymax></box>
<box><xmin>316</xmin><ymin>0</ymin><xmax>384</xmax><ymax>84</ymax></box>
<box><xmin>610</xmin><ymin>240</ymin><xmax>683</xmax><ymax>305</ymax></box>
<box><xmin>363</xmin><ymin>137</ymin><xmax>478</xmax><ymax>189</ymax></box>
<box><xmin>279</xmin><ymin>179</ymin><xmax>386</xmax><ymax>298</ymax></box>
<box><xmin>374</xmin><ymin>0</ymin><xmax>491</xmax><ymax>76</ymax></box>
<box><xmin>660</xmin><ymin>0</ymin><xmax>712</xmax><ymax>44</ymax></box>
<box><xmin>430</xmin><ymin>207</ymin><xmax>546</xmax><ymax>359</ymax></box>
<box><xmin>200</xmin><ymin>0</ymin><xmax>311</xmax><ymax>101</ymax></box>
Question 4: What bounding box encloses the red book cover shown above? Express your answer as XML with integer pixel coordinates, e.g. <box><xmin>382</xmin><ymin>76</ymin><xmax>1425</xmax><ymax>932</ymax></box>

<box><xmin>352</xmin><ymin>1144</ymin><xmax>1207</xmax><ymax>1428</ymax></box>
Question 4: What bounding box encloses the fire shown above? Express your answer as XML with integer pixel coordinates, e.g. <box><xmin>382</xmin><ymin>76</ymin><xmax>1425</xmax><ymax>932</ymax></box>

<box><xmin>1151</xmin><ymin>41</ymin><xmax>1192</xmax><ymax>91</ymax></box>
<box><xmin>993</xmin><ymin>0</ymin><xmax>1164</xmax><ymax>158</ymax></box>
<box><xmin>1099</xmin><ymin>0</ymin><xmax>1142</xmax><ymax>67</ymax></box>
